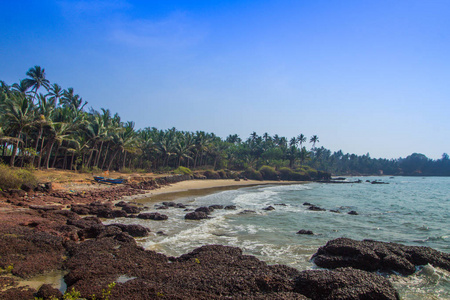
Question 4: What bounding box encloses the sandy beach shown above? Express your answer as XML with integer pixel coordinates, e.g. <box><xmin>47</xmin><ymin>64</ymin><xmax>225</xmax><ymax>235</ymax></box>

<box><xmin>120</xmin><ymin>179</ymin><xmax>300</xmax><ymax>202</ymax></box>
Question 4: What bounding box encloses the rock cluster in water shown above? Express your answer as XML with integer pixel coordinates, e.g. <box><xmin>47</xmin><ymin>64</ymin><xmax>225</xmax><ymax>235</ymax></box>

<box><xmin>312</xmin><ymin>237</ymin><xmax>450</xmax><ymax>275</ymax></box>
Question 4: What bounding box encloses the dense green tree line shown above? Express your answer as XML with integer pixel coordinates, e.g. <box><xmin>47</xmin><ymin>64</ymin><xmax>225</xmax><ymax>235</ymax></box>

<box><xmin>1</xmin><ymin>66</ymin><xmax>448</xmax><ymax>176</ymax></box>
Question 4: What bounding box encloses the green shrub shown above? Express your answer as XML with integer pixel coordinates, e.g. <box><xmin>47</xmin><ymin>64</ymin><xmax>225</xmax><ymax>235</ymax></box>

<box><xmin>174</xmin><ymin>166</ymin><xmax>193</xmax><ymax>175</ymax></box>
<box><xmin>278</xmin><ymin>167</ymin><xmax>294</xmax><ymax>180</ymax></box>
<box><xmin>119</xmin><ymin>167</ymin><xmax>133</xmax><ymax>174</ymax></box>
<box><xmin>243</xmin><ymin>168</ymin><xmax>263</xmax><ymax>181</ymax></box>
<box><xmin>0</xmin><ymin>164</ymin><xmax>38</xmax><ymax>190</ymax></box>
<box><xmin>259</xmin><ymin>165</ymin><xmax>279</xmax><ymax>180</ymax></box>
<box><xmin>203</xmin><ymin>170</ymin><xmax>221</xmax><ymax>179</ymax></box>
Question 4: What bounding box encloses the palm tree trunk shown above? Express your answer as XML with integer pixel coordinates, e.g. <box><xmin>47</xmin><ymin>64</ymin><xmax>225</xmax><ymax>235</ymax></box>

<box><xmin>10</xmin><ymin>129</ymin><xmax>22</xmax><ymax>167</ymax></box>
<box><xmin>123</xmin><ymin>151</ymin><xmax>127</xmax><ymax>169</ymax></box>
<box><xmin>107</xmin><ymin>149</ymin><xmax>120</xmax><ymax>171</ymax></box>
<box><xmin>101</xmin><ymin>144</ymin><xmax>110</xmax><ymax>170</ymax></box>
<box><xmin>51</xmin><ymin>144</ymin><xmax>60</xmax><ymax>168</ymax></box>
<box><xmin>63</xmin><ymin>149</ymin><xmax>68</xmax><ymax>170</ymax></box>
<box><xmin>86</xmin><ymin>141</ymin><xmax>97</xmax><ymax>168</ymax></box>
<box><xmin>44</xmin><ymin>140</ymin><xmax>55</xmax><ymax>169</ymax></box>
<box><xmin>31</xmin><ymin>126</ymin><xmax>43</xmax><ymax>167</ymax></box>
<box><xmin>38</xmin><ymin>137</ymin><xmax>45</xmax><ymax>169</ymax></box>
<box><xmin>95</xmin><ymin>140</ymin><xmax>104</xmax><ymax>167</ymax></box>
<box><xmin>70</xmin><ymin>152</ymin><xmax>75</xmax><ymax>170</ymax></box>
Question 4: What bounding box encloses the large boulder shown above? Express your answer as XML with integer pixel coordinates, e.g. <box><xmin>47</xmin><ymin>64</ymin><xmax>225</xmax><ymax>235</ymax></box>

<box><xmin>312</xmin><ymin>238</ymin><xmax>450</xmax><ymax>275</ymax></box>
<box><xmin>107</xmin><ymin>224</ymin><xmax>150</xmax><ymax>237</ymax></box>
<box><xmin>195</xmin><ymin>206</ymin><xmax>214</xmax><ymax>214</ymax></box>
<box><xmin>137</xmin><ymin>212</ymin><xmax>168</xmax><ymax>221</ymax></box>
<box><xmin>185</xmin><ymin>211</ymin><xmax>209</xmax><ymax>220</ymax></box>
<box><xmin>294</xmin><ymin>267</ymin><xmax>400</xmax><ymax>300</ymax></box>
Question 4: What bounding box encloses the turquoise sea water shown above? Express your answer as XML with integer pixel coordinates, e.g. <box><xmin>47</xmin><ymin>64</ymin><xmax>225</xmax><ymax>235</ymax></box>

<box><xmin>109</xmin><ymin>176</ymin><xmax>450</xmax><ymax>299</ymax></box>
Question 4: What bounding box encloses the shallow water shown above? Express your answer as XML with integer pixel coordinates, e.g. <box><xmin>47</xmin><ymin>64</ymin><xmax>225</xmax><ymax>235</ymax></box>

<box><xmin>107</xmin><ymin>176</ymin><xmax>450</xmax><ymax>299</ymax></box>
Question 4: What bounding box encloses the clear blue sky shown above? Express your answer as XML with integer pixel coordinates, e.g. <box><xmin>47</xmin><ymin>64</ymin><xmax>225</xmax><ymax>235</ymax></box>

<box><xmin>1</xmin><ymin>0</ymin><xmax>449</xmax><ymax>159</ymax></box>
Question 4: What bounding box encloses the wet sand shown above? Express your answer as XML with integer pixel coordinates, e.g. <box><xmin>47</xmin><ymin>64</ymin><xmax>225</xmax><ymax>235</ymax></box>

<box><xmin>120</xmin><ymin>179</ymin><xmax>300</xmax><ymax>203</ymax></box>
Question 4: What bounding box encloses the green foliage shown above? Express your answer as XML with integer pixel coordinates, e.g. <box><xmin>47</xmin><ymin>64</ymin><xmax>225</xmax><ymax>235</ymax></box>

<box><xmin>119</xmin><ymin>167</ymin><xmax>133</xmax><ymax>173</ymax></box>
<box><xmin>0</xmin><ymin>264</ymin><xmax>13</xmax><ymax>274</ymax></box>
<box><xmin>243</xmin><ymin>167</ymin><xmax>263</xmax><ymax>181</ymax></box>
<box><xmin>203</xmin><ymin>170</ymin><xmax>221</xmax><ymax>179</ymax></box>
<box><xmin>258</xmin><ymin>165</ymin><xmax>278</xmax><ymax>180</ymax></box>
<box><xmin>62</xmin><ymin>288</ymin><xmax>81</xmax><ymax>300</ymax></box>
<box><xmin>0</xmin><ymin>164</ymin><xmax>38</xmax><ymax>190</ymax></box>
<box><xmin>278</xmin><ymin>167</ymin><xmax>293</xmax><ymax>180</ymax></box>
<box><xmin>174</xmin><ymin>166</ymin><xmax>193</xmax><ymax>175</ymax></box>
<box><xmin>34</xmin><ymin>282</ymin><xmax>116</xmax><ymax>300</ymax></box>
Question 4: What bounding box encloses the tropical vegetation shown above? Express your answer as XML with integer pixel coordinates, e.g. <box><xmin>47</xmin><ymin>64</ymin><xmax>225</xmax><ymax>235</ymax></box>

<box><xmin>1</xmin><ymin>66</ymin><xmax>448</xmax><ymax>177</ymax></box>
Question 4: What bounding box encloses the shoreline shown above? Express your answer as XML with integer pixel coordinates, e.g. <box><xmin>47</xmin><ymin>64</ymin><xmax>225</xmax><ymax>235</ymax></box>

<box><xmin>119</xmin><ymin>179</ymin><xmax>303</xmax><ymax>203</ymax></box>
<box><xmin>1</xmin><ymin>176</ymin><xmax>449</xmax><ymax>299</ymax></box>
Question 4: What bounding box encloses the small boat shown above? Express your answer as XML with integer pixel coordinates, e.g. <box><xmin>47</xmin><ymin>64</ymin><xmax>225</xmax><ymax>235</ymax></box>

<box><xmin>94</xmin><ymin>176</ymin><xmax>125</xmax><ymax>184</ymax></box>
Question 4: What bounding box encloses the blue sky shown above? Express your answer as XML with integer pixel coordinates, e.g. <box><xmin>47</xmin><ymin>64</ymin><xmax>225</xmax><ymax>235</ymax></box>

<box><xmin>1</xmin><ymin>0</ymin><xmax>449</xmax><ymax>159</ymax></box>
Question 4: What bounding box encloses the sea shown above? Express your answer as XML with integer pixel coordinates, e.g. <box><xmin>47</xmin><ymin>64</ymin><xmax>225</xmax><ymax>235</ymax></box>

<box><xmin>107</xmin><ymin>176</ymin><xmax>450</xmax><ymax>299</ymax></box>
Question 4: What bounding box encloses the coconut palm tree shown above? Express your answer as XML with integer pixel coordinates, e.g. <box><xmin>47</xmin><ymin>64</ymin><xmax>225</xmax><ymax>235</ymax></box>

<box><xmin>32</xmin><ymin>93</ymin><xmax>56</xmax><ymax>167</ymax></box>
<box><xmin>2</xmin><ymin>92</ymin><xmax>36</xmax><ymax>166</ymax></box>
<box><xmin>23</xmin><ymin>66</ymin><xmax>50</xmax><ymax>103</ymax></box>
<box><xmin>310</xmin><ymin>135</ymin><xmax>319</xmax><ymax>149</ymax></box>
<box><xmin>297</xmin><ymin>134</ymin><xmax>306</xmax><ymax>148</ymax></box>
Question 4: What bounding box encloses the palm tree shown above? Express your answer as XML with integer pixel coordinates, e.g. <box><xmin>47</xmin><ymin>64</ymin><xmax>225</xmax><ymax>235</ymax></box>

<box><xmin>32</xmin><ymin>93</ymin><xmax>56</xmax><ymax>167</ymax></box>
<box><xmin>23</xmin><ymin>66</ymin><xmax>50</xmax><ymax>103</ymax></box>
<box><xmin>2</xmin><ymin>92</ymin><xmax>36</xmax><ymax>166</ymax></box>
<box><xmin>310</xmin><ymin>135</ymin><xmax>319</xmax><ymax>149</ymax></box>
<box><xmin>297</xmin><ymin>134</ymin><xmax>306</xmax><ymax>148</ymax></box>
<box><xmin>47</xmin><ymin>83</ymin><xmax>63</xmax><ymax>105</ymax></box>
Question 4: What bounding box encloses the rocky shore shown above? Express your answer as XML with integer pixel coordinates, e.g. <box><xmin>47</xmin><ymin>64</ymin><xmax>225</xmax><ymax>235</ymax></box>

<box><xmin>0</xmin><ymin>177</ymin><xmax>448</xmax><ymax>299</ymax></box>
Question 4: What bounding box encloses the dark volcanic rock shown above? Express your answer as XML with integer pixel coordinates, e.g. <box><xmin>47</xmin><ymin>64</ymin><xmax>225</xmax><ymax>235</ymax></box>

<box><xmin>224</xmin><ymin>205</ymin><xmax>237</xmax><ymax>210</ymax></box>
<box><xmin>294</xmin><ymin>267</ymin><xmax>400</xmax><ymax>300</ymax></box>
<box><xmin>121</xmin><ymin>205</ymin><xmax>142</xmax><ymax>214</ymax></box>
<box><xmin>35</xmin><ymin>283</ymin><xmax>64</xmax><ymax>299</ymax></box>
<box><xmin>263</xmin><ymin>206</ymin><xmax>275</xmax><ymax>211</ymax></box>
<box><xmin>162</xmin><ymin>201</ymin><xmax>176</xmax><ymax>207</ymax></box>
<box><xmin>297</xmin><ymin>230</ymin><xmax>314</xmax><ymax>235</ymax></box>
<box><xmin>303</xmin><ymin>202</ymin><xmax>313</xmax><ymax>206</ymax></box>
<box><xmin>308</xmin><ymin>205</ymin><xmax>326</xmax><ymax>212</ymax></box>
<box><xmin>209</xmin><ymin>205</ymin><xmax>224</xmax><ymax>209</ymax></box>
<box><xmin>195</xmin><ymin>206</ymin><xmax>214</xmax><ymax>214</ymax></box>
<box><xmin>137</xmin><ymin>212</ymin><xmax>168</xmax><ymax>221</ymax></box>
<box><xmin>239</xmin><ymin>210</ymin><xmax>256</xmax><ymax>214</ymax></box>
<box><xmin>176</xmin><ymin>203</ymin><xmax>186</xmax><ymax>208</ymax></box>
<box><xmin>312</xmin><ymin>237</ymin><xmax>450</xmax><ymax>275</ymax></box>
<box><xmin>185</xmin><ymin>211</ymin><xmax>209</xmax><ymax>220</ymax></box>
<box><xmin>348</xmin><ymin>210</ymin><xmax>358</xmax><ymax>215</ymax></box>
<box><xmin>107</xmin><ymin>224</ymin><xmax>150</xmax><ymax>237</ymax></box>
